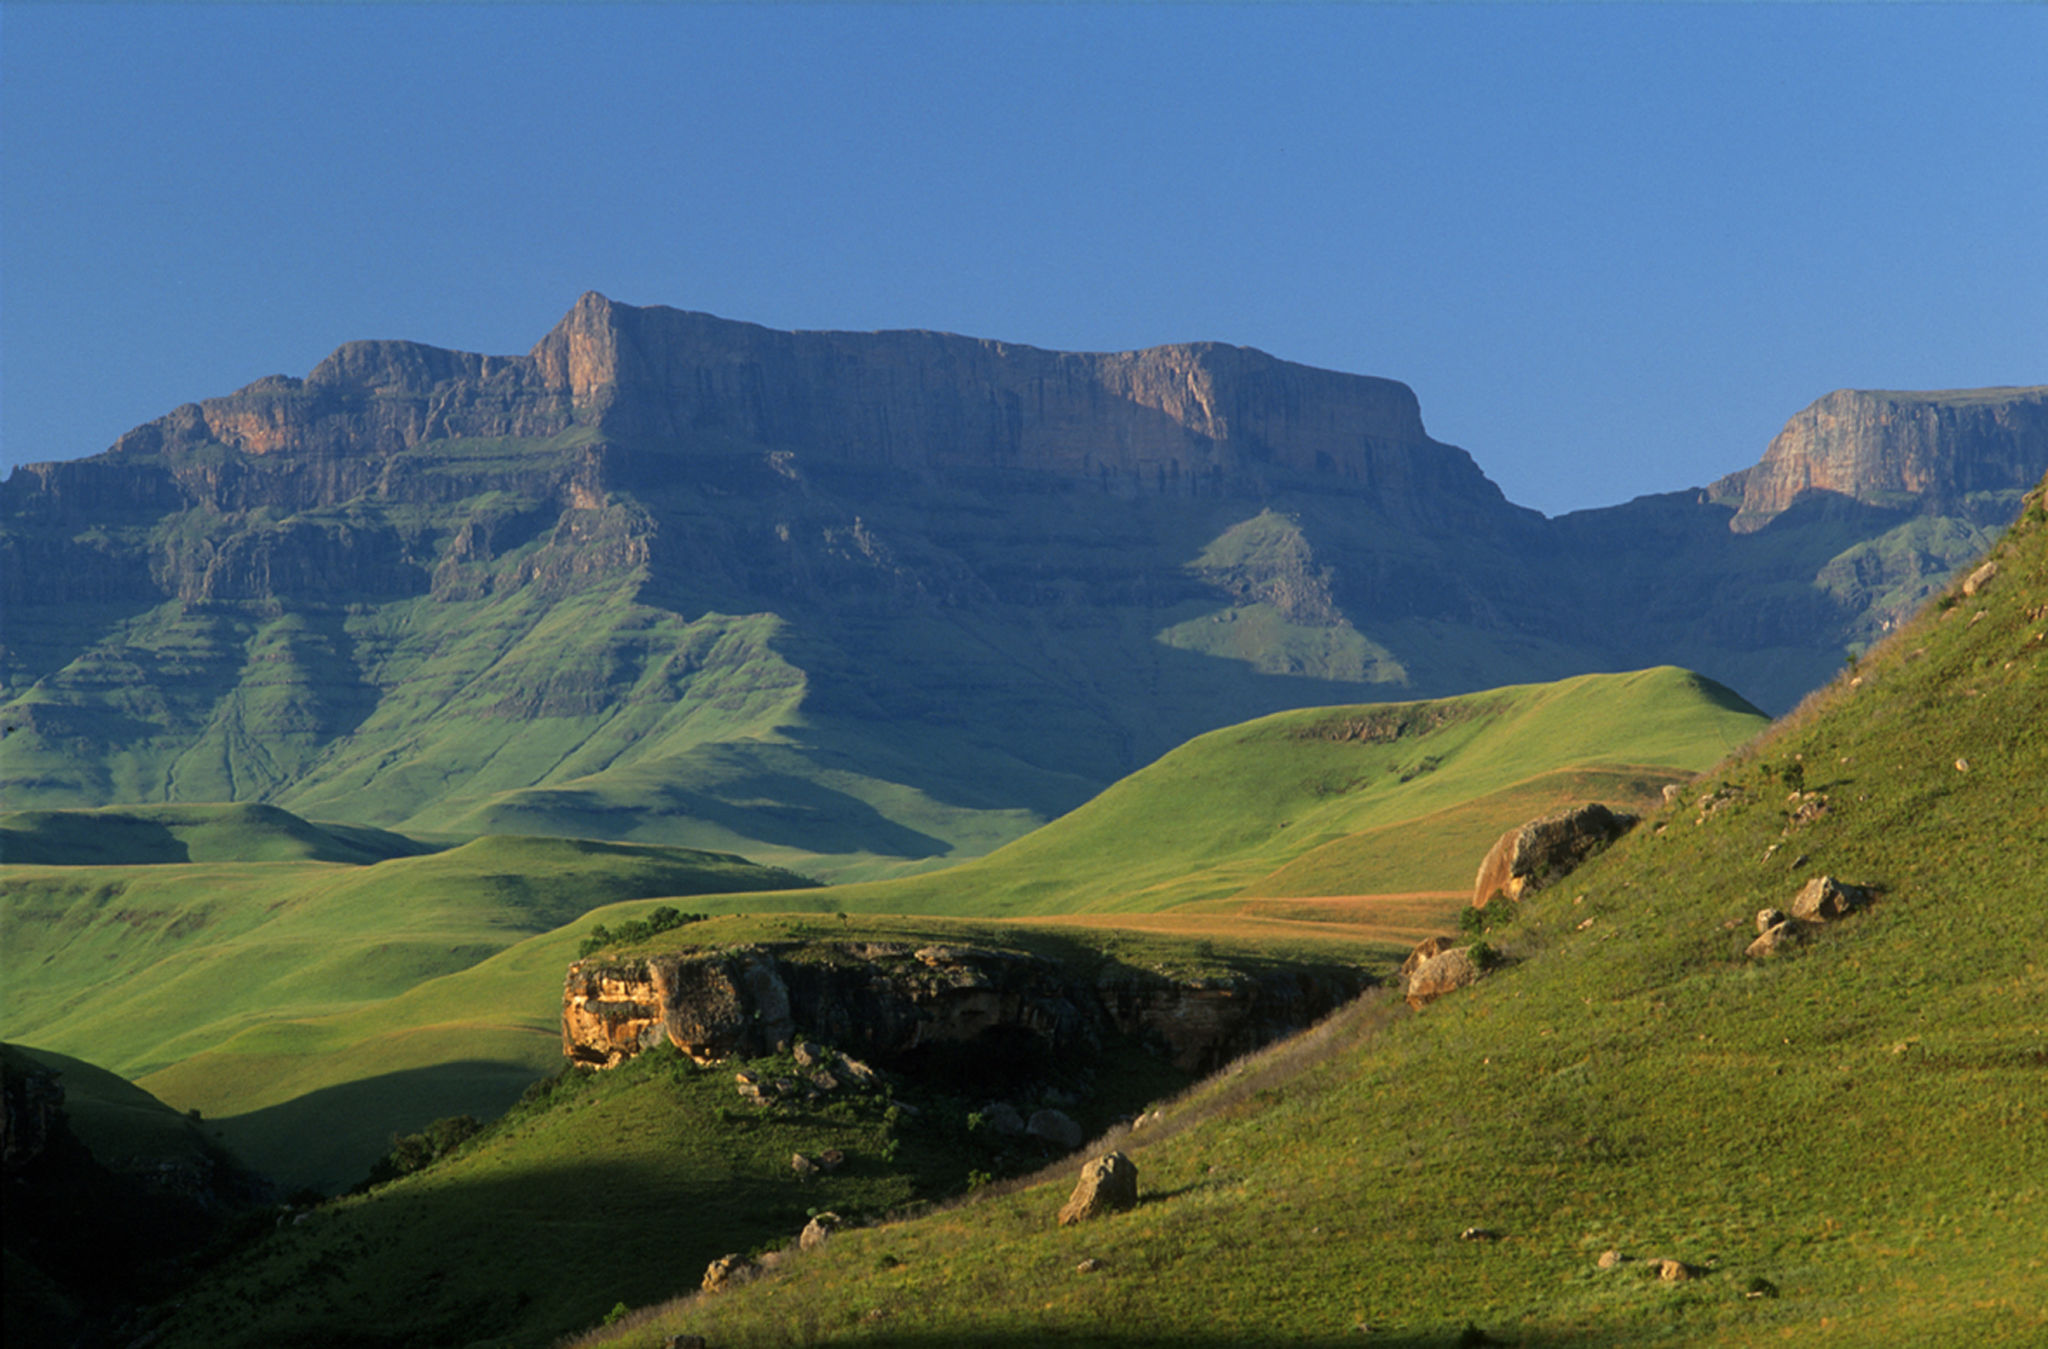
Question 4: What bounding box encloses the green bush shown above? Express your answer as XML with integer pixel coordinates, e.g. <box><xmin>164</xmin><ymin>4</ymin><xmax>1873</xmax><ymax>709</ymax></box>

<box><xmin>577</xmin><ymin>906</ymin><xmax>710</xmax><ymax>957</ymax></box>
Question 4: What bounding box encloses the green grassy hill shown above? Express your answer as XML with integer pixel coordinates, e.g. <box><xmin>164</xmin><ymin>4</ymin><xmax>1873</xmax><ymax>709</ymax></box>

<box><xmin>548</xmin><ymin>480</ymin><xmax>2047</xmax><ymax>1346</ymax></box>
<box><xmin>0</xmin><ymin>802</ymin><xmax>431</xmax><ymax>866</ymax></box>
<box><xmin>4</xmin><ymin>667</ymin><xmax>1759</xmax><ymax>1199</ymax></box>
<box><xmin>0</xmin><ymin>814</ymin><xmax>817</xmax><ymax>1174</ymax></box>
<box><xmin>814</xmin><ymin>666</ymin><xmax>1765</xmax><ymax>916</ymax></box>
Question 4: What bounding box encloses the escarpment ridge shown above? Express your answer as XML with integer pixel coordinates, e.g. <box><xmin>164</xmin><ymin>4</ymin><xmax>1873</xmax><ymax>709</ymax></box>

<box><xmin>3</xmin><ymin>295</ymin><xmax>2042</xmax><ymax>875</ymax></box>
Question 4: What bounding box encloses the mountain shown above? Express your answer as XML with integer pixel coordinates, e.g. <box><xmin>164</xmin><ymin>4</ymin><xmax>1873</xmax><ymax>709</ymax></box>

<box><xmin>2</xmin><ymin>294</ymin><xmax>2040</xmax><ymax>876</ymax></box>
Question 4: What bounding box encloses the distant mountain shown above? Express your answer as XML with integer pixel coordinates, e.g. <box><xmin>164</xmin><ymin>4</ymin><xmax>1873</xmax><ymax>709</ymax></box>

<box><xmin>2</xmin><ymin>294</ymin><xmax>2040</xmax><ymax>875</ymax></box>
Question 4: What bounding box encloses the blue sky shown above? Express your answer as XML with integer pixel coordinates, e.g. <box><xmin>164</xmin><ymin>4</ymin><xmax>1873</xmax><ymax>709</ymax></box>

<box><xmin>2</xmin><ymin>4</ymin><xmax>2042</xmax><ymax>515</ymax></box>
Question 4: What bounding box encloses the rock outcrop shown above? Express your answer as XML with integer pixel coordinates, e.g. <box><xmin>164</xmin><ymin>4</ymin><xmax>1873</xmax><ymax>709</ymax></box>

<box><xmin>563</xmin><ymin>942</ymin><xmax>1371</xmax><ymax>1077</ymax></box>
<box><xmin>1473</xmin><ymin>803</ymin><xmax>1639</xmax><ymax>906</ymax></box>
<box><xmin>1057</xmin><ymin>1151</ymin><xmax>1139</xmax><ymax>1226</ymax></box>
<box><xmin>1713</xmin><ymin>387</ymin><xmax>2048</xmax><ymax>532</ymax></box>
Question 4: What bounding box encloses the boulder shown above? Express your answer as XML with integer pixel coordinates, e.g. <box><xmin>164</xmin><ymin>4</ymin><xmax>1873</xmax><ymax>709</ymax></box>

<box><xmin>1755</xmin><ymin>908</ymin><xmax>1788</xmax><ymax>934</ymax></box>
<box><xmin>1057</xmin><ymin>1151</ymin><xmax>1139</xmax><ymax>1226</ymax></box>
<box><xmin>1405</xmin><ymin>947</ymin><xmax>1481</xmax><ymax>1009</ymax></box>
<box><xmin>799</xmin><ymin>1211</ymin><xmax>842</xmax><ymax>1252</ymax></box>
<box><xmin>1652</xmin><ymin>1258</ymin><xmax>1695</xmax><ymax>1282</ymax></box>
<box><xmin>1027</xmin><ymin>1108</ymin><xmax>1084</xmax><ymax>1151</ymax></box>
<box><xmin>1790</xmin><ymin>875</ymin><xmax>1869</xmax><ymax>923</ymax></box>
<box><xmin>1471</xmin><ymin>803</ymin><xmax>1640</xmax><ymax>906</ymax></box>
<box><xmin>701</xmin><ymin>1253</ymin><xmax>759</xmax><ymax>1292</ymax></box>
<box><xmin>1399</xmin><ymin>935</ymin><xmax>1460</xmax><ymax>986</ymax></box>
<box><xmin>1962</xmin><ymin>560</ymin><xmax>1998</xmax><ymax>596</ymax></box>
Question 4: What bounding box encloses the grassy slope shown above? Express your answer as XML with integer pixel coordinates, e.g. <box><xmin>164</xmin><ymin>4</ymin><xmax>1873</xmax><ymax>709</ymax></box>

<box><xmin>813</xmin><ymin>666</ymin><xmax>1765</xmax><ymax>916</ymax></box>
<box><xmin>0</xmin><ymin>802</ymin><xmax>431</xmax><ymax>866</ymax></box>
<box><xmin>581</xmin><ymin>484</ymin><xmax>2048</xmax><ymax>1347</ymax></box>
<box><xmin>0</xmin><ymin>818</ymin><xmax>815</xmax><ymax>1095</ymax></box>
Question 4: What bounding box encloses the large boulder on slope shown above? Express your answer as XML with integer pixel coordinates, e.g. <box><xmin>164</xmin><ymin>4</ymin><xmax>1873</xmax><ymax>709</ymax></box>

<box><xmin>1472</xmin><ymin>803</ymin><xmax>1640</xmax><ymax>906</ymax></box>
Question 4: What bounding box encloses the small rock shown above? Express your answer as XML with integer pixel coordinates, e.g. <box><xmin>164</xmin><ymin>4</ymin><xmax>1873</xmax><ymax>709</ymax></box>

<box><xmin>1398</xmin><ymin>934</ymin><xmax>1460</xmax><ymax>986</ymax></box>
<box><xmin>800</xmin><ymin>1211</ymin><xmax>842</xmax><ymax>1252</ymax></box>
<box><xmin>1745</xmin><ymin>921</ymin><xmax>1802</xmax><ymax>959</ymax></box>
<box><xmin>818</xmin><ymin>1148</ymin><xmax>846</xmax><ymax>1173</ymax></box>
<box><xmin>701</xmin><ymin>1253</ymin><xmax>759</xmax><ymax>1292</ymax></box>
<box><xmin>1075</xmin><ymin>1257</ymin><xmax>1103</xmax><ymax>1273</ymax></box>
<box><xmin>793</xmin><ymin>1040</ymin><xmax>828</xmax><ymax>1068</ymax></box>
<box><xmin>1662</xmin><ymin>783</ymin><xmax>1684</xmax><ymax>806</ymax></box>
<box><xmin>1459</xmin><ymin>1227</ymin><xmax>1501</xmax><ymax>1241</ymax></box>
<box><xmin>1596</xmin><ymin>1248</ymin><xmax>1626</xmax><ymax>1269</ymax></box>
<box><xmin>1961</xmin><ymin>560</ymin><xmax>1998</xmax><ymax>596</ymax></box>
<box><xmin>1745</xmin><ymin>1276</ymin><xmax>1780</xmax><ymax>1299</ymax></box>
<box><xmin>1651</xmin><ymin>1258</ymin><xmax>1694</xmax><ymax>1282</ymax></box>
<box><xmin>1057</xmin><ymin>1151</ymin><xmax>1139</xmax><ymax>1226</ymax></box>
<box><xmin>837</xmin><ymin>1054</ymin><xmax>878</xmax><ymax>1085</ymax></box>
<box><xmin>1955</xmin><ymin>758</ymin><xmax>1970</xmax><ymax>773</ymax></box>
<box><xmin>1027</xmin><ymin>1108</ymin><xmax>1084</xmax><ymax>1151</ymax></box>
<box><xmin>791</xmin><ymin>1152</ymin><xmax>817</xmax><ymax>1178</ymax></box>
<box><xmin>1755</xmin><ymin>907</ymin><xmax>1788</xmax><ymax>934</ymax></box>
<box><xmin>810</xmin><ymin>1069</ymin><xmax>841</xmax><ymax>1092</ymax></box>
<box><xmin>1405</xmin><ymin>946</ymin><xmax>1482</xmax><ymax>1008</ymax></box>
<box><xmin>1576</xmin><ymin>916</ymin><xmax>1596</xmax><ymax>931</ymax></box>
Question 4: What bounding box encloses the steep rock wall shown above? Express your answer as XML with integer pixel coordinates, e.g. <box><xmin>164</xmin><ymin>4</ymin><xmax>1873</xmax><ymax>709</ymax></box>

<box><xmin>562</xmin><ymin>942</ymin><xmax>1372</xmax><ymax>1076</ymax></box>
<box><xmin>1714</xmin><ymin>387</ymin><xmax>2048</xmax><ymax>531</ymax></box>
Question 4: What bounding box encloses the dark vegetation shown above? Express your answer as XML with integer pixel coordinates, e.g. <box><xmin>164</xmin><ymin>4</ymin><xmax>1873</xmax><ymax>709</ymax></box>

<box><xmin>576</xmin><ymin>904</ymin><xmax>710</xmax><ymax>957</ymax></box>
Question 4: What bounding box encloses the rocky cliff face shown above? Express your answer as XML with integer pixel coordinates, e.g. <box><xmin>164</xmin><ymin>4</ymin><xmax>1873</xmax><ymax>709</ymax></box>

<box><xmin>1713</xmin><ymin>387</ymin><xmax>2048</xmax><ymax>531</ymax></box>
<box><xmin>530</xmin><ymin>293</ymin><xmax>1487</xmax><ymax>510</ymax></box>
<box><xmin>562</xmin><ymin>942</ymin><xmax>1371</xmax><ymax>1076</ymax></box>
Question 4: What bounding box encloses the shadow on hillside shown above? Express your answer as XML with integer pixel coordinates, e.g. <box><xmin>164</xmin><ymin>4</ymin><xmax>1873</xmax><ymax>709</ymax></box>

<box><xmin>213</xmin><ymin>1058</ymin><xmax>540</xmax><ymax>1194</ymax></box>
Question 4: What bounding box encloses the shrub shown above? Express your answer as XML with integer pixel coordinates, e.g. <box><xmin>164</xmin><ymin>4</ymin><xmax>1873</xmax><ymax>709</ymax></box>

<box><xmin>577</xmin><ymin>908</ymin><xmax>709</xmax><ymax>957</ymax></box>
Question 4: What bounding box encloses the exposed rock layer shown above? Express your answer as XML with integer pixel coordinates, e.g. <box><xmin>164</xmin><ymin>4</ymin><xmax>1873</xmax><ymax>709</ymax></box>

<box><xmin>1714</xmin><ymin>387</ymin><xmax>2048</xmax><ymax>531</ymax></box>
<box><xmin>561</xmin><ymin>942</ymin><xmax>1371</xmax><ymax>1076</ymax></box>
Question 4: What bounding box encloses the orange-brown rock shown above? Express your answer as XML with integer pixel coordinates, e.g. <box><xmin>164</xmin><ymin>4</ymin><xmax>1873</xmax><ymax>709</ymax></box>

<box><xmin>1405</xmin><ymin>947</ymin><xmax>1482</xmax><ymax>1009</ymax></box>
<box><xmin>1056</xmin><ymin>1152</ymin><xmax>1139</xmax><ymax>1226</ymax></box>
